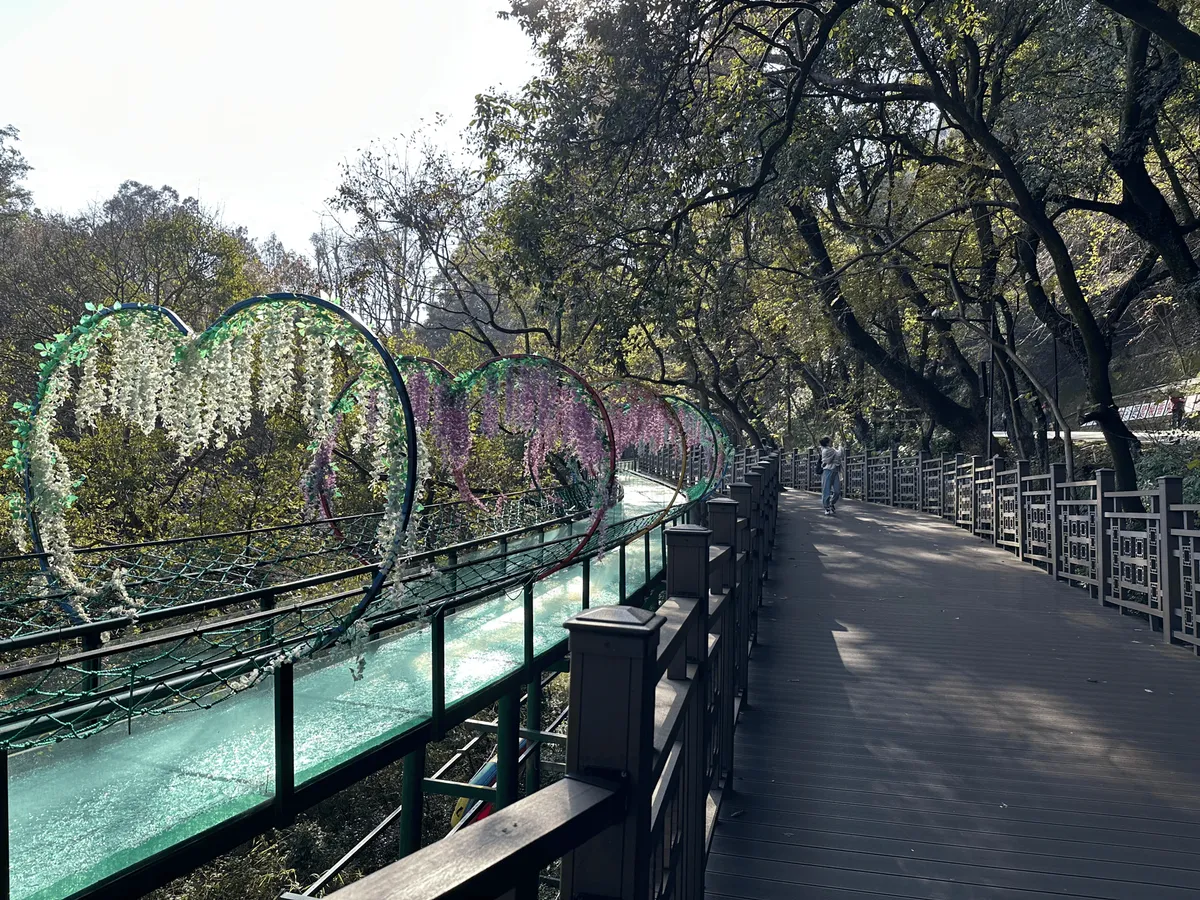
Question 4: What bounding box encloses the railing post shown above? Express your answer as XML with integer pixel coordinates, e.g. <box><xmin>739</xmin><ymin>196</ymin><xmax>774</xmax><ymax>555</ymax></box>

<box><xmin>942</xmin><ymin>453</ymin><xmax>953</xmax><ymax>518</ymax></box>
<box><xmin>496</xmin><ymin>690</ymin><xmax>520</xmax><ymax>810</ymax></box>
<box><xmin>1</xmin><ymin>748</ymin><xmax>8</xmax><ymax>900</ymax></box>
<box><xmin>768</xmin><ymin>451</ymin><xmax>780</xmax><ymax>550</ymax></box>
<box><xmin>1162</xmin><ymin>475</ymin><xmax>1185</xmax><ymax>645</ymax></box>
<box><xmin>952</xmin><ymin>453</ymin><xmax>966</xmax><ymax>523</ymax></box>
<box><xmin>915</xmin><ymin>450</ymin><xmax>928</xmax><ymax>510</ymax></box>
<box><xmin>759</xmin><ymin>457</ymin><xmax>773</xmax><ymax>557</ymax></box>
<box><xmin>526</xmin><ymin>673</ymin><xmax>542</xmax><ymax>794</ymax></box>
<box><xmin>561</xmin><ymin>606</ymin><xmax>664</xmax><ymax>900</ymax></box>
<box><xmin>398</xmin><ymin>745</ymin><xmax>424</xmax><ymax>858</ymax></box>
<box><xmin>708</xmin><ymin>497</ymin><xmax>739</xmax><ymax>787</ymax></box>
<box><xmin>708</xmin><ymin>499</ymin><xmax>738</xmax><ymax>593</ymax></box>
<box><xmin>989</xmin><ymin>455</ymin><xmax>1006</xmax><ymax>545</ymax></box>
<box><xmin>666</xmin><ymin>525</ymin><xmax>710</xmax><ymax>900</ymax></box>
<box><xmin>730</xmin><ymin>481</ymin><xmax>757</xmax><ymax>648</ymax></box>
<box><xmin>431</xmin><ymin>608</ymin><xmax>446</xmax><ymax>738</ymax></box>
<box><xmin>1014</xmin><ymin>459</ymin><xmax>1030</xmax><ymax>557</ymax></box>
<box><xmin>524</xmin><ymin>582</ymin><xmax>535</xmax><ymax>673</ymax></box>
<box><xmin>887</xmin><ymin>447</ymin><xmax>898</xmax><ymax>506</ymax></box>
<box><xmin>581</xmin><ymin>557</ymin><xmax>591</xmax><ymax>609</ymax></box>
<box><xmin>667</xmin><ymin>525</ymin><xmax>712</xmax><ymax>660</ymax></box>
<box><xmin>618</xmin><ymin>540</ymin><xmax>628</xmax><ymax>604</ymax></box>
<box><xmin>960</xmin><ymin>458</ymin><xmax>979</xmax><ymax>535</ymax></box>
<box><xmin>273</xmin><ymin>660</ymin><xmax>295</xmax><ymax>826</ymax></box>
<box><xmin>644</xmin><ymin>530</ymin><xmax>652</xmax><ymax>585</ymax></box>
<box><xmin>1094</xmin><ymin>468</ymin><xmax>1115</xmax><ymax>603</ymax></box>
<box><xmin>1048</xmin><ymin>462</ymin><xmax>1065</xmax><ymax>578</ymax></box>
<box><xmin>746</xmin><ymin>468</ymin><xmax>765</xmax><ymax>581</ymax></box>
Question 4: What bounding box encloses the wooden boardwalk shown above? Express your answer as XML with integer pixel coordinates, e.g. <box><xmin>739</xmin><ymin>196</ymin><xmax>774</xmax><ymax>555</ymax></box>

<box><xmin>707</xmin><ymin>489</ymin><xmax>1200</xmax><ymax>900</ymax></box>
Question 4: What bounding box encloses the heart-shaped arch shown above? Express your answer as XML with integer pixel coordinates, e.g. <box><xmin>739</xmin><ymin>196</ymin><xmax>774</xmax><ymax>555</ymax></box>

<box><xmin>664</xmin><ymin>395</ymin><xmax>734</xmax><ymax>501</ymax></box>
<box><xmin>395</xmin><ymin>354</ymin><xmax>618</xmax><ymax>585</ymax></box>
<box><xmin>599</xmin><ymin>380</ymin><xmax>688</xmax><ymax>539</ymax></box>
<box><xmin>8</xmin><ymin>293</ymin><xmax>419</xmax><ymax>637</ymax></box>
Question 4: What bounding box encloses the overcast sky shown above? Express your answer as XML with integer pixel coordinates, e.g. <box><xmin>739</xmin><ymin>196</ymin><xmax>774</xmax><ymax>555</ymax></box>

<box><xmin>0</xmin><ymin>0</ymin><xmax>537</xmax><ymax>251</ymax></box>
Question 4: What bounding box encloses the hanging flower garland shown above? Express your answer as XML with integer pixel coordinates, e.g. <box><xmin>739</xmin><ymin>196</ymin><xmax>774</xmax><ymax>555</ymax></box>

<box><xmin>603</xmin><ymin>382</ymin><xmax>684</xmax><ymax>460</ymax></box>
<box><xmin>198</xmin><ymin>298</ymin><xmax>419</xmax><ymax>568</ymax></box>
<box><xmin>3</xmin><ymin>304</ymin><xmax>191</xmax><ymax>621</ymax></box>
<box><xmin>598</xmin><ymin>380</ymin><xmax>689</xmax><ymax>536</ymax></box>
<box><xmin>5</xmin><ymin>294</ymin><xmax>419</xmax><ymax>632</ymax></box>
<box><xmin>472</xmin><ymin>356</ymin><xmax>616</xmax><ymax>576</ymax></box>
<box><xmin>393</xmin><ymin>355</ymin><xmax>616</xmax><ymax>577</ymax></box>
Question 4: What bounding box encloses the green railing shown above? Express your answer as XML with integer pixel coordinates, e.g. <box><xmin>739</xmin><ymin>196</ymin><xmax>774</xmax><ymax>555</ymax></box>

<box><xmin>3</xmin><ymin>472</ymin><xmax>692</xmax><ymax>900</ymax></box>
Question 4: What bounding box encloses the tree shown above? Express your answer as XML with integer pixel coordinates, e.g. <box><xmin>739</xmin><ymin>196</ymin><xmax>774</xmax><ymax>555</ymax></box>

<box><xmin>478</xmin><ymin>0</ymin><xmax>1199</xmax><ymax>484</ymax></box>
<box><xmin>0</xmin><ymin>125</ymin><xmax>31</xmax><ymax>220</ymax></box>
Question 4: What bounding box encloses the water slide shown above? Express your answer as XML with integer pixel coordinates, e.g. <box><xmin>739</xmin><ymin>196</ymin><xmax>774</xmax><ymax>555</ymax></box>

<box><xmin>0</xmin><ymin>294</ymin><xmax>734</xmax><ymax>900</ymax></box>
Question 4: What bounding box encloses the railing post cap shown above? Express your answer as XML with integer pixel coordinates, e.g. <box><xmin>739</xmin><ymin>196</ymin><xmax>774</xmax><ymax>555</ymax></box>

<box><xmin>665</xmin><ymin>523</ymin><xmax>712</xmax><ymax>543</ymax></box>
<box><xmin>565</xmin><ymin>605</ymin><xmax>664</xmax><ymax>638</ymax></box>
<box><xmin>707</xmin><ymin>497</ymin><xmax>738</xmax><ymax>508</ymax></box>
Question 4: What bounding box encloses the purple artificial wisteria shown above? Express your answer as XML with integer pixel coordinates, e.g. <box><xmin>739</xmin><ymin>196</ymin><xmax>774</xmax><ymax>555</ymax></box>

<box><xmin>406</xmin><ymin>369</ymin><xmax>431</xmax><ymax>427</ymax></box>
<box><xmin>480</xmin><ymin>380</ymin><xmax>500</xmax><ymax>438</ymax></box>
<box><xmin>301</xmin><ymin>414</ymin><xmax>342</xmax><ymax>520</ymax></box>
<box><xmin>609</xmin><ymin>390</ymin><xmax>677</xmax><ymax>457</ymax></box>
<box><xmin>410</xmin><ymin>359</ymin><xmax>612</xmax><ymax>519</ymax></box>
<box><xmin>430</xmin><ymin>383</ymin><xmax>480</xmax><ymax>507</ymax></box>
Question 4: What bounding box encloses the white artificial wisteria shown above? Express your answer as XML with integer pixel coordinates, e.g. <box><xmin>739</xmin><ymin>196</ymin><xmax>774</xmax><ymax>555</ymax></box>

<box><xmin>374</xmin><ymin>427</ymin><xmax>418</xmax><ymax>560</ymax></box>
<box><xmin>255</xmin><ymin>314</ymin><xmax>296</xmax><ymax>415</ymax></box>
<box><xmin>74</xmin><ymin>344</ymin><xmax>105</xmax><ymax>432</ymax></box>
<box><xmin>108</xmin><ymin>319</ymin><xmax>142</xmax><ymax>424</ymax></box>
<box><xmin>165</xmin><ymin>349</ymin><xmax>206</xmax><ymax>457</ymax></box>
<box><xmin>203</xmin><ymin>337</ymin><xmax>234</xmax><ymax>448</ymax></box>
<box><xmin>300</xmin><ymin>327</ymin><xmax>334</xmax><ymax>434</ymax></box>
<box><xmin>24</xmin><ymin>367</ymin><xmax>101</xmax><ymax>621</ymax></box>
<box><xmin>228</xmin><ymin>332</ymin><xmax>255</xmax><ymax>436</ymax></box>
<box><xmin>10</xmin><ymin>300</ymin><xmax>417</xmax><ymax>636</ymax></box>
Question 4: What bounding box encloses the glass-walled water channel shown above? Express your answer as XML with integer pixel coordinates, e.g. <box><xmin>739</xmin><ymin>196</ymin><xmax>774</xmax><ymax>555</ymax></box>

<box><xmin>8</xmin><ymin>473</ymin><xmax>682</xmax><ymax>900</ymax></box>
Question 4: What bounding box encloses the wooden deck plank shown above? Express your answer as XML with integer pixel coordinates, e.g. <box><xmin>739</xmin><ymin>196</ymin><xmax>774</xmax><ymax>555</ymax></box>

<box><xmin>708</xmin><ymin>490</ymin><xmax>1200</xmax><ymax>899</ymax></box>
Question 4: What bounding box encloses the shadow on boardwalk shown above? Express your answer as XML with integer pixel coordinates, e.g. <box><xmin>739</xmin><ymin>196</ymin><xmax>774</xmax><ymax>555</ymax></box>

<box><xmin>707</xmin><ymin>490</ymin><xmax>1200</xmax><ymax>900</ymax></box>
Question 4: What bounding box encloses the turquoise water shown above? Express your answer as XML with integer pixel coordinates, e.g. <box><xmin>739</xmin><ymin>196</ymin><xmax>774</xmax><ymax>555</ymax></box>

<box><xmin>8</xmin><ymin>474</ymin><xmax>680</xmax><ymax>900</ymax></box>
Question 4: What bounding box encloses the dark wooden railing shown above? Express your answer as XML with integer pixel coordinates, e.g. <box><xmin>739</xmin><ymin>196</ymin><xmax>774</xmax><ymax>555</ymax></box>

<box><xmin>321</xmin><ymin>454</ymin><xmax>779</xmax><ymax>900</ymax></box>
<box><xmin>781</xmin><ymin>447</ymin><xmax>1200</xmax><ymax>655</ymax></box>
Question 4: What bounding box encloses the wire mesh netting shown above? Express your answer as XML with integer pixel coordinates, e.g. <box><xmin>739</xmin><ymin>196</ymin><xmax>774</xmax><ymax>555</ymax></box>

<box><xmin>0</xmin><ymin>469</ymin><xmax>678</xmax><ymax>750</ymax></box>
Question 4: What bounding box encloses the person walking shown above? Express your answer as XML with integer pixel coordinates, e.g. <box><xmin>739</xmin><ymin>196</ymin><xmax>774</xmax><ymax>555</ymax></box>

<box><xmin>819</xmin><ymin>436</ymin><xmax>843</xmax><ymax>515</ymax></box>
<box><xmin>1171</xmin><ymin>394</ymin><xmax>1185</xmax><ymax>428</ymax></box>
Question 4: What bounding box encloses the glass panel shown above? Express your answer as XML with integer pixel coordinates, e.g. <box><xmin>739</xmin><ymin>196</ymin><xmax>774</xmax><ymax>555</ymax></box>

<box><xmin>649</xmin><ymin>525</ymin><xmax>665</xmax><ymax>578</ymax></box>
<box><xmin>532</xmin><ymin>564</ymin><xmax>585</xmax><ymax>654</ymax></box>
<box><xmin>11</xmin><ymin>679</ymin><xmax>275</xmax><ymax>900</ymax></box>
<box><xmin>443</xmin><ymin>588</ymin><xmax>526</xmax><ymax>705</ymax></box>
<box><xmin>294</xmin><ymin>624</ymin><xmax>434</xmax><ymax>784</ymax></box>
<box><xmin>625</xmin><ymin>539</ymin><xmax>647</xmax><ymax>593</ymax></box>
<box><xmin>589</xmin><ymin>548</ymin><xmax>623</xmax><ymax>607</ymax></box>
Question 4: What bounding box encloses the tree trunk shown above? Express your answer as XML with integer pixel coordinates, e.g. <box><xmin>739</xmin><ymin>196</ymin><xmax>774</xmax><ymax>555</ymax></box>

<box><xmin>789</xmin><ymin>202</ymin><xmax>986</xmax><ymax>451</ymax></box>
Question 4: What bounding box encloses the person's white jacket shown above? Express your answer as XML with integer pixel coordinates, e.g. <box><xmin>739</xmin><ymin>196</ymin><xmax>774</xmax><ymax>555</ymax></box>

<box><xmin>820</xmin><ymin>446</ymin><xmax>843</xmax><ymax>470</ymax></box>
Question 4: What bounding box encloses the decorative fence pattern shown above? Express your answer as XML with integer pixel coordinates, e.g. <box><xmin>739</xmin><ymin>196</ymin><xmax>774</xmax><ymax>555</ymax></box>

<box><xmin>894</xmin><ymin>454</ymin><xmax>920</xmax><ymax>510</ymax></box>
<box><xmin>781</xmin><ymin>447</ymin><xmax>1200</xmax><ymax>654</ymax></box>
<box><xmin>1177</xmin><ymin>507</ymin><xmax>1200</xmax><ymax>643</ymax></box>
